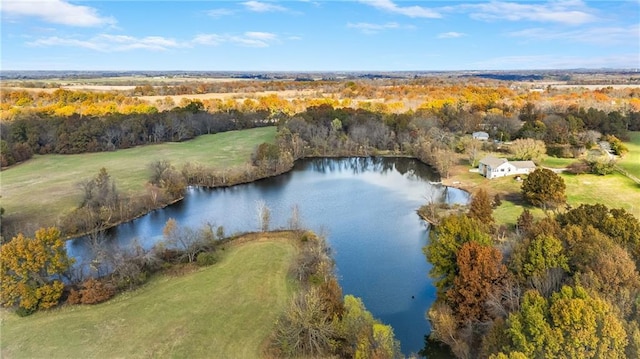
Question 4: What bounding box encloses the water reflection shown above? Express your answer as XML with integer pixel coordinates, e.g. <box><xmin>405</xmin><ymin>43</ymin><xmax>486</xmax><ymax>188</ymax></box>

<box><xmin>67</xmin><ymin>157</ymin><xmax>468</xmax><ymax>355</ymax></box>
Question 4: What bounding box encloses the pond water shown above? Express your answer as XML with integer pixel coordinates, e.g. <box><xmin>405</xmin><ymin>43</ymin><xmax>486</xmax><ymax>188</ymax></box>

<box><xmin>68</xmin><ymin>157</ymin><xmax>468</xmax><ymax>355</ymax></box>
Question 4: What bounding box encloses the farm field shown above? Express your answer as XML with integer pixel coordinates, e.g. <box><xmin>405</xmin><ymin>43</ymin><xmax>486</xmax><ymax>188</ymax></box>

<box><xmin>0</xmin><ymin>127</ymin><xmax>276</xmax><ymax>233</ymax></box>
<box><xmin>0</xmin><ymin>233</ymin><xmax>296</xmax><ymax>359</ymax></box>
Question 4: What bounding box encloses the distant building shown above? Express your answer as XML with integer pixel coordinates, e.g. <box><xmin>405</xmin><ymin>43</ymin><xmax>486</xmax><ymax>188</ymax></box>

<box><xmin>478</xmin><ymin>156</ymin><xmax>536</xmax><ymax>179</ymax></box>
<box><xmin>472</xmin><ymin>131</ymin><xmax>490</xmax><ymax>141</ymax></box>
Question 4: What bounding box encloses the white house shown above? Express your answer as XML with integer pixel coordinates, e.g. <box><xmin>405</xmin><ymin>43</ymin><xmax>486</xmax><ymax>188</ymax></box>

<box><xmin>478</xmin><ymin>156</ymin><xmax>536</xmax><ymax>179</ymax></box>
<box><xmin>472</xmin><ymin>131</ymin><xmax>490</xmax><ymax>141</ymax></box>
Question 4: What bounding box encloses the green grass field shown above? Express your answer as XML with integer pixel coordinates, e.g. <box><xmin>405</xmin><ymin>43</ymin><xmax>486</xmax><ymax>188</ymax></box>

<box><xmin>486</xmin><ymin>170</ymin><xmax>640</xmax><ymax>225</ymax></box>
<box><xmin>0</xmin><ymin>233</ymin><xmax>296</xmax><ymax>359</ymax></box>
<box><xmin>448</xmin><ymin>143</ymin><xmax>640</xmax><ymax>226</ymax></box>
<box><xmin>0</xmin><ymin>127</ymin><xmax>276</xmax><ymax>232</ymax></box>
<box><xmin>618</xmin><ymin>131</ymin><xmax>640</xmax><ymax>179</ymax></box>
<box><xmin>541</xmin><ymin>156</ymin><xmax>577</xmax><ymax>168</ymax></box>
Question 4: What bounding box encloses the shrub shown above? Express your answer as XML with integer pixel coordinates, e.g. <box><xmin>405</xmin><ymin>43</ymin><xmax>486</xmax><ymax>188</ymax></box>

<box><xmin>196</xmin><ymin>252</ymin><xmax>218</xmax><ymax>266</ymax></box>
<box><xmin>590</xmin><ymin>158</ymin><xmax>616</xmax><ymax>175</ymax></box>
<box><xmin>15</xmin><ymin>306</ymin><xmax>36</xmax><ymax>317</ymax></box>
<box><xmin>66</xmin><ymin>288</ymin><xmax>82</xmax><ymax>305</ymax></box>
<box><xmin>566</xmin><ymin>160</ymin><xmax>590</xmax><ymax>175</ymax></box>
<box><xmin>79</xmin><ymin>278</ymin><xmax>116</xmax><ymax>304</ymax></box>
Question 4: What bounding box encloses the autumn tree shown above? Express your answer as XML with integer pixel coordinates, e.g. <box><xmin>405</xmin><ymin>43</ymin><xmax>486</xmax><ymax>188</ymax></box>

<box><xmin>447</xmin><ymin>241</ymin><xmax>507</xmax><ymax>324</ymax></box>
<box><xmin>515</xmin><ymin>209</ymin><xmax>534</xmax><ymax>237</ymax></box>
<box><xmin>509</xmin><ymin>138</ymin><xmax>546</xmax><ymax>165</ymax></box>
<box><xmin>0</xmin><ymin>227</ymin><xmax>73</xmax><ymax>312</ymax></box>
<box><xmin>148</xmin><ymin>160</ymin><xmax>186</xmax><ymax>199</ymax></box>
<box><xmin>521</xmin><ymin>168</ymin><xmax>566</xmax><ymax>210</ymax></box>
<box><xmin>338</xmin><ymin>295</ymin><xmax>401</xmax><ymax>359</ymax></box>
<box><xmin>557</xmin><ymin>203</ymin><xmax>640</xmax><ymax>260</ymax></box>
<box><xmin>424</xmin><ymin>214</ymin><xmax>493</xmax><ymax>294</ymax></box>
<box><xmin>502</xmin><ymin>290</ymin><xmax>562</xmax><ymax>358</ymax></box>
<box><xmin>579</xmin><ymin>243</ymin><xmax>640</xmax><ymax>318</ymax></box>
<box><xmin>510</xmin><ymin>234</ymin><xmax>569</xmax><ymax>287</ymax></box>
<box><xmin>427</xmin><ymin>301</ymin><xmax>471</xmax><ymax>359</ymax></box>
<box><xmin>546</xmin><ymin>286</ymin><xmax>627</xmax><ymax>359</ymax></box>
<box><xmin>468</xmin><ymin>188</ymin><xmax>494</xmax><ymax>225</ymax></box>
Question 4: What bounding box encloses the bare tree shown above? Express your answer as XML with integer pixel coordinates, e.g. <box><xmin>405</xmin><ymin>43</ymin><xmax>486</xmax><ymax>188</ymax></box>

<box><xmin>256</xmin><ymin>200</ymin><xmax>271</xmax><ymax>232</ymax></box>
<box><xmin>288</xmin><ymin>204</ymin><xmax>303</xmax><ymax>231</ymax></box>
<box><xmin>461</xmin><ymin>137</ymin><xmax>483</xmax><ymax>167</ymax></box>
<box><xmin>162</xmin><ymin>218</ymin><xmax>201</xmax><ymax>263</ymax></box>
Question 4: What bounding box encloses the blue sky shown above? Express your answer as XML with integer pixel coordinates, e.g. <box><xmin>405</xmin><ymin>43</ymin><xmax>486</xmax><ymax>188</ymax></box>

<box><xmin>1</xmin><ymin>0</ymin><xmax>638</xmax><ymax>71</ymax></box>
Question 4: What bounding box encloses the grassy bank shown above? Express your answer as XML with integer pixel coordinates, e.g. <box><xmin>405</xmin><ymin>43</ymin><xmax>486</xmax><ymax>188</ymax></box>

<box><xmin>0</xmin><ymin>232</ymin><xmax>296</xmax><ymax>358</ymax></box>
<box><xmin>0</xmin><ymin>127</ymin><xmax>276</xmax><ymax>234</ymax></box>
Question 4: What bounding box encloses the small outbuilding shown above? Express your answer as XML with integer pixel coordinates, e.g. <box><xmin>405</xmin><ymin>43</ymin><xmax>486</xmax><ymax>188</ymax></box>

<box><xmin>472</xmin><ymin>131</ymin><xmax>490</xmax><ymax>141</ymax></box>
<box><xmin>478</xmin><ymin>156</ymin><xmax>536</xmax><ymax>179</ymax></box>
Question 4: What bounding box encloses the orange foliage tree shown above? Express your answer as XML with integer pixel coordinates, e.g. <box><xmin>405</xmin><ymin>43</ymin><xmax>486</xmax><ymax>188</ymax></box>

<box><xmin>447</xmin><ymin>241</ymin><xmax>507</xmax><ymax>324</ymax></box>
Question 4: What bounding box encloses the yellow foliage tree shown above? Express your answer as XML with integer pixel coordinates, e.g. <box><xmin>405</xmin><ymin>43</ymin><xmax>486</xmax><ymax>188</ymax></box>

<box><xmin>0</xmin><ymin>227</ymin><xmax>73</xmax><ymax>312</ymax></box>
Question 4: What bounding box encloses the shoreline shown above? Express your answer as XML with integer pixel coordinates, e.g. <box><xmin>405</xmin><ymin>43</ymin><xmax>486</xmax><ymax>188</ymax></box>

<box><xmin>3</xmin><ymin>150</ymin><xmax>471</xmax><ymax>241</ymax></box>
<box><xmin>63</xmin><ymin>154</ymin><xmax>470</xmax><ymax>241</ymax></box>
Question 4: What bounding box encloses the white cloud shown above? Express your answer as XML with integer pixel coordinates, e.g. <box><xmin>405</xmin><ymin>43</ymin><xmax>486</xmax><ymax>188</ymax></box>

<box><xmin>206</xmin><ymin>8</ymin><xmax>235</xmax><ymax>18</ymax></box>
<box><xmin>438</xmin><ymin>31</ymin><xmax>466</xmax><ymax>39</ymax></box>
<box><xmin>245</xmin><ymin>31</ymin><xmax>277</xmax><ymax>40</ymax></box>
<box><xmin>192</xmin><ymin>34</ymin><xmax>225</xmax><ymax>46</ymax></box>
<box><xmin>242</xmin><ymin>1</ymin><xmax>287</xmax><ymax>12</ymax></box>
<box><xmin>1</xmin><ymin>0</ymin><xmax>115</xmax><ymax>27</ymax></box>
<box><xmin>28</xmin><ymin>34</ymin><xmax>182</xmax><ymax>52</ymax></box>
<box><xmin>359</xmin><ymin>0</ymin><xmax>441</xmax><ymax>18</ymax></box>
<box><xmin>28</xmin><ymin>30</ymin><xmax>282</xmax><ymax>51</ymax></box>
<box><xmin>464</xmin><ymin>0</ymin><xmax>596</xmax><ymax>25</ymax></box>
<box><xmin>509</xmin><ymin>24</ymin><xmax>640</xmax><ymax>45</ymax></box>
<box><xmin>347</xmin><ymin>22</ymin><xmax>401</xmax><ymax>34</ymax></box>
<box><xmin>193</xmin><ymin>32</ymin><xmax>279</xmax><ymax>48</ymax></box>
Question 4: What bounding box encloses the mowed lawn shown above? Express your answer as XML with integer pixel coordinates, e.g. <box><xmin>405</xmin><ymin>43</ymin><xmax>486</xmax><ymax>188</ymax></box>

<box><xmin>484</xmin><ymin>171</ymin><xmax>640</xmax><ymax>225</ymax></box>
<box><xmin>447</xmin><ymin>147</ymin><xmax>640</xmax><ymax>226</ymax></box>
<box><xmin>1</xmin><ymin>234</ymin><xmax>296</xmax><ymax>359</ymax></box>
<box><xmin>618</xmin><ymin>131</ymin><xmax>640</xmax><ymax>179</ymax></box>
<box><xmin>0</xmin><ymin>127</ymin><xmax>276</xmax><ymax>230</ymax></box>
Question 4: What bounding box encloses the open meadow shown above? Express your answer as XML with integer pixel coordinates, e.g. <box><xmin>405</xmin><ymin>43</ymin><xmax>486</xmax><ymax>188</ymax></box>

<box><xmin>0</xmin><ymin>233</ymin><xmax>296</xmax><ymax>359</ymax></box>
<box><xmin>0</xmin><ymin>127</ymin><xmax>276</xmax><ymax>234</ymax></box>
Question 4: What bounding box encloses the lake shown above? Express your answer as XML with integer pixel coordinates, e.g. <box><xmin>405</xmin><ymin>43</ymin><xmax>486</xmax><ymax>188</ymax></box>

<box><xmin>68</xmin><ymin>157</ymin><xmax>468</xmax><ymax>355</ymax></box>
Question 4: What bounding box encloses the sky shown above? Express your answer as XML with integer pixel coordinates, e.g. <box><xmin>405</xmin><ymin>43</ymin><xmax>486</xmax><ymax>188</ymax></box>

<box><xmin>1</xmin><ymin>0</ymin><xmax>639</xmax><ymax>71</ymax></box>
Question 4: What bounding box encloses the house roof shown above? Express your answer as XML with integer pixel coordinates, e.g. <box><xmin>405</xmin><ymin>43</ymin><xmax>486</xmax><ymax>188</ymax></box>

<box><xmin>510</xmin><ymin>161</ymin><xmax>536</xmax><ymax>169</ymax></box>
<box><xmin>479</xmin><ymin>156</ymin><xmax>507</xmax><ymax>167</ymax></box>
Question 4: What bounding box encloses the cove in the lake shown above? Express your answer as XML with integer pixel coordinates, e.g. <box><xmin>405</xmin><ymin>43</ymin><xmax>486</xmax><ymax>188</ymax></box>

<box><xmin>68</xmin><ymin>157</ymin><xmax>469</xmax><ymax>355</ymax></box>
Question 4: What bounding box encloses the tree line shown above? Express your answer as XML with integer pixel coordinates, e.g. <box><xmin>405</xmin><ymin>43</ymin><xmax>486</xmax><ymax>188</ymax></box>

<box><xmin>0</xmin><ymin>103</ymin><xmax>272</xmax><ymax>167</ymax></box>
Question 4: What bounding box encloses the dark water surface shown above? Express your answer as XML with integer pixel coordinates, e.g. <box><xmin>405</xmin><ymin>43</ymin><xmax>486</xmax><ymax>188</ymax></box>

<box><xmin>68</xmin><ymin>157</ymin><xmax>468</xmax><ymax>355</ymax></box>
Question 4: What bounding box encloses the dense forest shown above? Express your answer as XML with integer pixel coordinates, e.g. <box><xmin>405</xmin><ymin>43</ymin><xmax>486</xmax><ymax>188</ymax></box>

<box><xmin>425</xmin><ymin>189</ymin><xmax>640</xmax><ymax>358</ymax></box>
